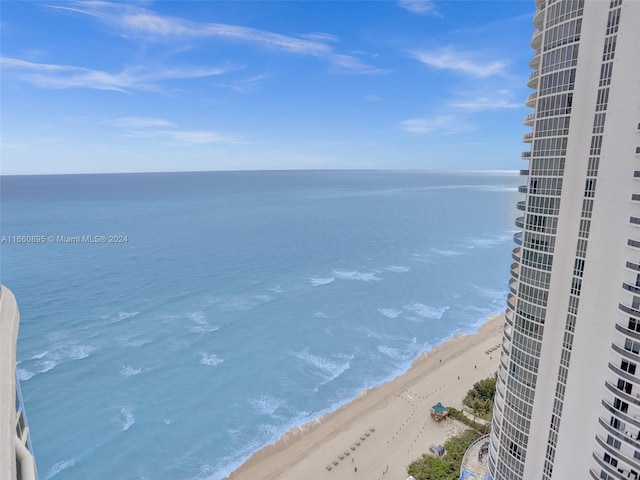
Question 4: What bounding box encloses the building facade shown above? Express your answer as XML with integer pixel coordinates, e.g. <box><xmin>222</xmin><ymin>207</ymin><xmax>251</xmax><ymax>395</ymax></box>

<box><xmin>1</xmin><ymin>286</ymin><xmax>38</xmax><ymax>480</ymax></box>
<box><xmin>488</xmin><ymin>0</ymin><xmax>640</xmax><ymax>478</ymax></box>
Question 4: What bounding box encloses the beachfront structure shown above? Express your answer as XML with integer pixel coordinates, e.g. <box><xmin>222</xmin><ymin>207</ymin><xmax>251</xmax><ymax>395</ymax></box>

<box><xmin>488</xmin><ymin>0</ymin><xmax>640</xmax><ymax>479</ymax></box>
<box><xmin>1</xmin><ymin>286</ymin><xmax>38</xmax><ymax>480</ymax></box>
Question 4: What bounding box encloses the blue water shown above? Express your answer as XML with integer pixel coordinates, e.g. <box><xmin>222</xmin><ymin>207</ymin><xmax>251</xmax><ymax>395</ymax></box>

<box><xmin>1</xmin><ymin>170</ymin><xmax>518</xmax><ymax>480</ymax></box>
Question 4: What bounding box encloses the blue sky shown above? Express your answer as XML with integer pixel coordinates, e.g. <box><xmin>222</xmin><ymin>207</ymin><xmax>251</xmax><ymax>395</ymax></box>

<box><xmin>1</xmin><ymin>1</ymin><xmax>535</xmax><ymax>174</ymax></box>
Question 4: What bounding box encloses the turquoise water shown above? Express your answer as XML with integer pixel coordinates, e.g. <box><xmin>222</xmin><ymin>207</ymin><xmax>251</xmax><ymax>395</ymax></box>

<box><xmin>1</xmin><ymin>170</ymin><xmax>518</xmax><ymax>480</ymax></box>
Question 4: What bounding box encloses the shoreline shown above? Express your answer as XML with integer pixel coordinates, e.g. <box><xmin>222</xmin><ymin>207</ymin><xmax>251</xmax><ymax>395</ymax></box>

<box><xmin>226</xmin><ymin>313</ymin><xmax>504</xmax><ymax>480</ymax></box>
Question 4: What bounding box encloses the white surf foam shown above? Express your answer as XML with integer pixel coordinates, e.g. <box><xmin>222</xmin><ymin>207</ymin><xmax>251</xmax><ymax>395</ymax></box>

<box><xmin>65</xmin><ymin>344</ymin><xmax>95</xmax><ymax>360</ymax></box>
<box><xmin>30</xmin><ymin>350</ymin><xmax>49</xmax><ymax>360</ymax></box>
<box><xmin>186</xmin><ymin>311</ymin><xmax>219</xmax><ymax>333</ymax></box>
<box><xmin>120</xmin><ymin>365</ymin><xmax>142</xmax><ymax>376</ymax></box>
<box><xmin>378</xmin><ymin>308</ymin><xmax>402</xmax><ymax>319</ymax></box>
<box><xmin>333</xmin><ymin>270</ymin><xmax>381</xmax><ymax>282</ymax></box>
<box><xmin>112</xmin><ymin>406</ymin><xmax>135</xmax><ymax>431</ymax></box>
<box><xmin>249</xmin><ymin>394</ymin><xmax>285</xmax><ymax>417</ymax></box>
<box><xmin>45</xmin><ymin>458</ymin><xmax>76</xmax><ymax>479</ymax></box>
<box><xmin>291</xmin><ymin>350</ymin><xmax>353</xmax><ymax>385</ymax></box>
<box><xmin>17</xmin><ymin>368</ymin><xmax>35</xmax><ymax>381</ymax></box>
<box><xmin>37</xmin><ymin>359</ymin><xmax>58</xmax><ymax>373</ymax></box>
<box><xmin>404</xmin><ymin>303</ymin><xmax>450</xmax><ymax>319</ymax></box>
<box><xmin>310</xmin><ymin>276</ymin><xmax>335</xmax><ymax>286</ymax></box>
<box><xmin>314</xmin><ymin>312</ymin><xmax>330</xmax><ymax>318</ymax></box>
<box><xmin>430</xmin><ymin>248</ymin><xmax>463</xmax><ymax>257</ymax></box>
<box><xmin>385</xmin><ymin>265</ymin><xmax>411</xmax><ymax>273</ymax></box>
<box><xmin>199</xmin><ymin>352</ymin><xmax>224</xmax><ymax>366</ymax></box>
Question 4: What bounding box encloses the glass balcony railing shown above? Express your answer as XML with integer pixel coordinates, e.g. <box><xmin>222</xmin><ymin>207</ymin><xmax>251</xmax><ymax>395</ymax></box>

<box><xmin>515</xmin><ymin>216</ymin><xmax>525</xmax><ymax>229</ymax></box>
<box><xmin>525</xmin><ymin>92</ymin><xmax>537</xmax><ymax>107</ymax></box>
<box><xmin>516</xmin><ymin>201</ymin><xmax>526</xmax><ymax>211</ymax></box>
<box><xmin>523</xmin><ymin>113</ymin><xmax>535</xmax><ymax>126</ymax></box>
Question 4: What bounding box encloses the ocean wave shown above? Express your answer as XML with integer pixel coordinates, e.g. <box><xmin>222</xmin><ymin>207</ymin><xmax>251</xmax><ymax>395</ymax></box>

<box><xmin>384</xmin><ymin>265</ymin><xmax>411</xmax><ymax>273</ymax></box>
<box><xmin>378</xmin><ymin>308</ymin><xmax>402</xmax><ymax>319</ymax></box>
<box><xmin>120</xmin><ymin>365</ymin><xmax>142</xmax><ymax>376</ymax></box>
<box><xmin>17</xmin><ymin>368</ymin><xmax>35</xmax><ymax>381</ymax></box>
<box><xmin>249</xmin><ymin>394</ymin><xmax>285</xmax><ymax>417</ymax></box>
<box><xmin>65</xmin><ymin>344</ymin><xmax>95</xmax><ymax>360</ymax></box>
<box><xmin>112</xmin><ymin>406</ymin><xmax>135</xmax><ymax>431</ymax></box>
<box><xmin>199</xmin><ymin>352</ymin><xmax>224</xmax><ymax>366</ymax></box>
<box><xmin>404</xmin><ymin>303</ymin><xmax>450</xmax><ymax>319</ymax></box>
<box><xmin>472</xmin><ymin>285</ymin><xmax>507</xmax><ymax>303</ymax></box>
<box><xmin>314</xmin><ymin>311</ymin><xmax>330</xmax><ymax>318</ymax></box>
<box><xmin>37</xmin><ymin>359</ymin><xmax>58</xmax><ymax>373</ymax></box>
<box><xmin>30</xmin><ymin>350</ymin><xmax>49</xmax><ymax>360</ymax></box>
<box><xmin>118</xmin><ymin>337</ymin><xmax>151</xmax><ymax>347</ymax></box>
<box><xmin>219</xmin><ymin>294</ymin><xmax>273</xmax><ymax>312</ymax></box>
<box><xmin>466</xmin><ymin>234</ymin><xmax>513</xmax><ymax>249</ymax></box>
<box><xmin>186</xmin><ymin>311</ymin><xmax>219</xmax><ymax>333</ymax></box>
<box><xmin>333</xmin><ymin>270</ymin><xmax>381</xmax><ymax>282</ymax></box>
<box><xmin>310</xmin><ymin>276</ymin><xmax>335</xmax><ymax>286</ymax></box>
<box><xmin>430</xmin><ymin>248</ymin><xmax>463</xmax><ymax>257</ymax></box>
<box><xmin>291</xmin><ymin>349</ymin><xmax>353</xmax><ymax>385</ymax></box>
<box><xmin>45</xmin><ymin>458</ymin><xmax>76</xmax><ymax>479</ymax></box>
<box><xmin>377</xmin><ymin>345</ymin><xmax>407</xmax><ymax>361</ymax></box>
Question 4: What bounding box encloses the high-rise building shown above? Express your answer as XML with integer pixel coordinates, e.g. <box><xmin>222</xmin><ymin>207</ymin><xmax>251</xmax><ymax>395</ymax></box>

<box><xmin>1</xmin><ymin>286</ymin><xmax>38</xmax><ymax>480</ymax></box>
<box><xmin>488</xmin><ymin>0</ymin><xmax>640</xmax><ymax>479</ymax></box>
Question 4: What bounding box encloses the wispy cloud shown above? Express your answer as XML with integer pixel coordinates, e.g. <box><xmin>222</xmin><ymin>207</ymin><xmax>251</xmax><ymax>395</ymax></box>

<box><xmin>107</xmin><ymin>115</ymin><xmax>235</xmax><ymax>145</ymax></box>
<box><xmin>0</xmin><ymin>57</ymin><xmax>235</xmax><ymax>92</ymax></box>
<box><xmin>214</xmin><ymin>74</ymin><xmax>270</xmax><ymax>93</ymax></box>
<box><xmin>410</xmin><ymin>47</ymin><xmax>507</xmax><ymax>77</ymax></box>
<box><xmin>47</xmin><ymin>1</ymin><xmax>385</xmax><ymax>74</ymax></box>
<box><xmin>105</xmin><ymin>117</ymin><xmax>177</xmax><ymax>128</ymax></box>
<box><xmin>401</xmin><ymin>115</ymin><xmax>471</xmax><ymax>135</ymax></box>
<box><xmin>398</xmin><ymin>0</ymin><xmax>440</xmax><ymax>16</ymax></box>
<box><xmin>449</xmin><ymin>92</ymin><xmax>521</xmax><ymax>111</ymax></box>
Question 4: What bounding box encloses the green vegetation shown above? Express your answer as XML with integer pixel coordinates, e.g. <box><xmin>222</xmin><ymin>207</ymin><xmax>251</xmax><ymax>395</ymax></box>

<box><xmin>406</xmin><ymin>376</ymin><xmax>497</xmax><ymax>479</ymax></box>
<box><xmin>462</xmin><ymin>375</ymin><xmax>497</xmax><ymax>421</ymax></box>
<box><xmin>447</xmin><ymin>407</ymin><xmax>490</xmax><ymax>435</ymax></box>
<box><xmin>407</xmin><ymin>429</ymin><xmax>481</xmax><ymax>480</ymax></box>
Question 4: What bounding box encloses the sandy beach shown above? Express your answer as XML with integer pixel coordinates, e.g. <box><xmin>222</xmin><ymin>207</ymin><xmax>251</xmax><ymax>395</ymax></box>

<box><xmin>226</xmin><ymin>313</ymin><xmax>504</xmax><ymax>480</ymax></box>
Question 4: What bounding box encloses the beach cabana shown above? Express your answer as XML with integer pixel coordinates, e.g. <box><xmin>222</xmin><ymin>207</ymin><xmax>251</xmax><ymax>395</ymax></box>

<box><xmin>430</xmin><ymin>402</ymin><xmax>449</xmax><ymax>421</ymax></box>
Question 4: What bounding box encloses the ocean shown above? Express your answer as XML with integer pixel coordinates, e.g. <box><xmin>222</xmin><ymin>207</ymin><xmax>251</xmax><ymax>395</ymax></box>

<box><xmin>1</xmin><ymin>170</ymin><xmax>519</xmax><ymax>480</ymax></box>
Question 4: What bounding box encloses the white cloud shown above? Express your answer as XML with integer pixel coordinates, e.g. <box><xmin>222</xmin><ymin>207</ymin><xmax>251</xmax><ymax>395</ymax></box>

<box><xmin>398</xmin><ymin>0</ymin><xmax>440</xmax><ymax>15</ymax></box>
<box><xmin>449</xmin><ymin>89</ymin><xmax>521</xmax><ymax>111</ymax></box>
<box><xmin>106</xmin><ymin>117</ymin><xmax>176</xmax><ymax>128</ymax></box>
<box><xmin>401</xmin><ymin>115</ymin><xmax>471</xmax><ymax>134</ymax></box>
<box><xmin>126</xmin><ymin>129</ymin><xmax>235</xmax><ymax>145</ymax></box>
<box><xmin>410</xmin><ymin>47</ymin><xmax>507</xmax><ymax>77</ymax></box>
<box><xmin>47</xmin><ymin>2</ymin><xmax>384</xmax><ymax>74</ymax></box>
<box><xmin>0</xmin><ymin>57</ymin><xmax>235</xmax><ymax>91</ymax></box>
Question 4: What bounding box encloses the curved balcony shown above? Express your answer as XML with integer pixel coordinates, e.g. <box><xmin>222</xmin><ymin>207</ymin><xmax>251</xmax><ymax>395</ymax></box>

<box><xmin>529</xmin><ymin>48</ymin><xmax>541</xmax><ymax>69</ymax></box>
<box><xmin>523</xmin><ymin>113</ymin><xmax>535</xmax><ymax>126</ymax></box>
<box><xmin>522</xmin><ymin>151</ymin><xmax>532</xmax><ymax>160</ymax></box>
<box><xmin>533</xmin><ymin>4</ymin><xmax>545</xmax><ymax>27</ymax></box>
<box><xmin>612</xmin><ymin>341</ymin><xmax>640</xmax><ymax>363</ymax></box>
<box><xmin>608</xmin><ymin>361</ymin><xmax>640</xmax><ymax>385</ymax></box>
<box><xmin>598</xmin><ymin>416</ymin><xmax>640</xmax><ymax>452</ymax></box>
<box><xmin>505</xmin><ymin>307</ymin><xmax>514</xmax><ymax>327</ymax></box>
<box><xmin>509</xmin><ymin>278</ymin><xmax>517</xmax><ymax>295</ymax></box>
<box><xmin>619</xmin><ymin>302</ymin><xmax>640</xmax><ymax>319</ymax></box>
<box><xmin>516</xmin><ymin>201</ymin><xmax>526</xmax><ymax>211</ymax></box>
<box><xmin>511</xmin><ymin>262</ymin><xmax>520</xmax><ymax>280</ymax></box>
<box><xmin>601</xmin><ymin>398</ymin><xmax>640</xmax><ymax>430</ymax></box>
<box><xmin>512</xmin><ymin>247</ymin><xmax>521</xmax><ymax>263</ymax></box>
<box><xmin>527</xmin><ymin>70</ymin><xmax>539</xmax><ymax>89</ymax></box>
<box><xmin>626</xmin><ymin>261</ymin><xmax>640</xmax><ymax>272</ymax></box>
<box><xmin>614</xmin><ymin>322</ymin><xmax>640</xmax><ymax>342</ymax></box>
<box><xmin>595</xmin><ymin>434</ymin><xmax>640</xmax><ymax>477</ymax></box>
<box><xmin>628</xmin><ymin>239</ymin><xmax>640</xmax><ymax>249</ymax></box>
<box><xmin>623</xmin><ymin>282</ymin><xmax>640</xmax><ymax>295</ymax></box>
<box><xmin>631</xmin><ymin>216</ymin><xmax>640</xmax><ymax>227</ymax></box>
<box><xmin>520</xmin><ymin>169</ymin><xmax>530</xmax><ymax>176</ymax></box>
<box><xmin>513</xmin><ymin>231</ymin><xmax>523</xmax><ymax>246</ymax></box>
<box><xmin>531</xmin><ymin>28</ymin><xmax>543</xmax><ymax>49</ymax></box>
<box><xmin>518</xmin><ymin>185</ymin><xmax>528</xmax><ymax>194</ymax></box>
<box><xmin>604</xmin><ymin>379</ymin><xmax>640</xmax><ymax>407</ymax></box>
<box><xmin>523</xmin><ymin>132</ymin><xmax>534</xmax><ymax>143</ymax></box>
<box><xmin>507</xmin><ymin>293</ymin><xmax>517</xmax><ymax>310</ymax></box>
<box><xmin>515</xmin><ymin>216</ymin><xmax>525</xmax><ymax>229</ymax></box>
<box><xmin>460</xmin><ymin>435</ymin><xmax>491</xmax><ymax>480</ymax></box>
<box><xmin>525</xmin><ymin>92</ymin><xmax>538</xmax><ymax>108</ymax></box>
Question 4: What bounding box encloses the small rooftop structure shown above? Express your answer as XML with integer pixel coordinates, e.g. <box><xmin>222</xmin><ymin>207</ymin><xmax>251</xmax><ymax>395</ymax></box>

<box><xmin>430</xmin><ymin>402</ymin><xmax>449</xmax><ymax>421</ymax></box>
